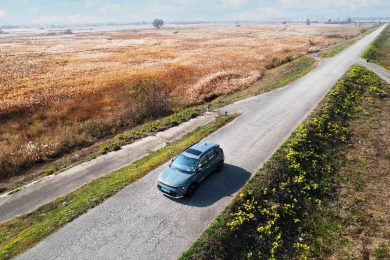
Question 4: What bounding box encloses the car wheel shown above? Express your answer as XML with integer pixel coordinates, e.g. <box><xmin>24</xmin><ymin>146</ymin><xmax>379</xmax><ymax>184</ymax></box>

<box><xmin>217</xmin><ymin>160</ymin><xmax>224</xmax><ymax>172</ymax></box>
<box><xmin>186</xmin><ymin>183</ymin><xmax>197</xmax><ymax>197</ymax></box>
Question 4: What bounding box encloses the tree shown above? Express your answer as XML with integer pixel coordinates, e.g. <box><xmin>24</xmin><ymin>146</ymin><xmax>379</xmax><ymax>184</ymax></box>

<box><xmin>64</xmin><ymin>29</ymin><xmax>73</xmax><ymax>35</ymax></box>
<box><xmin>306</xmin><ymin>19</ymin><xmax>311</xmax><ymax>25</ymax></box>
<box><xmin>152</xmin><ymin>19</ymin><xmax>164</xmax><ymax>29</ymax></box>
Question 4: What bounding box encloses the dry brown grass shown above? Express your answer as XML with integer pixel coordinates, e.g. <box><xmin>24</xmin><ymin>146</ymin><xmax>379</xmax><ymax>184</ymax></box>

<box><xmin>0</xmin><ymin>23</ymin><xmax>370</xmax><ymax>180</ymax></box>
<box><xmin>328</xmin><ymin>91</ymin><xmax>390</xmax><ymax>259</ymax></box>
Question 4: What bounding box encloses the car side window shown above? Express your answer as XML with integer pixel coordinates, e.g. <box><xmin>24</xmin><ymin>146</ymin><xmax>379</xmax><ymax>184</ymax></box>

<box><xmin>207</xmin><ymin>150</ymin><xmax>217</xmax><ymax>161</ymax></box>
<box><xmin>198</xmin><ymin>155</ymin><xmax>207</xmax><ymax>167</ymax></box>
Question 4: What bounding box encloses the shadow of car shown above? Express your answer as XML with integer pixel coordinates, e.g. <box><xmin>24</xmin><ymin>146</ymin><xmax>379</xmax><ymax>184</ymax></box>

<box><xmin>166</xmin><ymin>163</ymin><xmax>251</xmax><ymax>207</ymax></box>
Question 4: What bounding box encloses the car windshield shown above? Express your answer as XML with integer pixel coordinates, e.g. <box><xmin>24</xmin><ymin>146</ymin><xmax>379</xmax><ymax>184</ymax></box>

<box><xmin>171</xmin><ymin>154</ymin><xmax>197</xmax><ymax>172</ymax></box>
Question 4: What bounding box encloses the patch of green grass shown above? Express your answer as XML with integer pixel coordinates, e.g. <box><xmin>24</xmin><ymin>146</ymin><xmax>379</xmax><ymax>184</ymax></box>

<box><xmin>308</xmin><ymin>211</ymin><xmax>350</xmax><ymax>257</ymax></box>
<box><xmin>110</xmin><ymin>140</ymin><xmax>121</xmax><ymax>151</ymax></box>
<box><xmin>0</xmin><ymin>115</ymin><xmax>236</xmax><ymax>260</ymax></box>
<box><xmin>369</xmin><ymin>85</ymin><xmax>389</xmax><ymax>98</ymax></box>
<box><xmin>41</xmin><ymin>166</ymin><xmax>56</xmax><ymax>176</ymax></box>
<box><xmin>115</xmin><ymin>133</ymin><xmax>126</xmax><ymax>141</ymax></box>
<box><xmin>99</xmin><ymin>143</ymin><xmax>109</xmax><ymax>155</ymax></box>
<box><xmin>321</xmin><ymin>27</ymin><xmax>377</xmax><ymax>58</ymax></box>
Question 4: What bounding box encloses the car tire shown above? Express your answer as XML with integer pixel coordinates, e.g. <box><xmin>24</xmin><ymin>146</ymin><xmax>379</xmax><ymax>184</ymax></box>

<box><xmin>186</xmin><ymin>183</ymin><xmax>197</xmax><ymax>197</ymax></box>
<box><xmin>217</xmin><ymin>160</ymin><xmax>224</xmax><ymax>172</ymax></box>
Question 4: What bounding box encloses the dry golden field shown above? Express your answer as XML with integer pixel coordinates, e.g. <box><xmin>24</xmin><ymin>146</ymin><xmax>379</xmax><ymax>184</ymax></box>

<box><xmin>0</xmin><ymin>23</ymin><xmax>370</xmax><ymax>180</ymax></box>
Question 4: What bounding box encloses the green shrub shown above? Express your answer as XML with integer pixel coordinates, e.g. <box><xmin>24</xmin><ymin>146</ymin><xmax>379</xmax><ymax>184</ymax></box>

<box><xmin>42</xmin><ymin>166</ymin><xmax>56</xmax><ymax>176</ymax></box>
<box><xmin>144</xmin><ymin>120</ymin><xmax>162</xmax><ymax>132</ymax></box>
<box><xmin>99</xmin><ymin>144</ymin><xmax>109</xmax><ymax>155</ymax></box>
<box><xmin>111</xmin><ymin>140</ymin><xmax>121</xmax><ymax>151</ymax></box>
<box><xmin>126</xmin><ymin>130</ymin><xmax>145</xmax><ymax>140</ymax></box>
<box><xmin>116</xmin><ymin>134</ymin><xmax>126</xmax><ymax>141</ymax></box>
<box><xmin>369</xmin><ymin>85</ymin><xmax>388</xmax><ymax>98</ymax></box>
<box><xmin>362</xmin><ymin>44</ymin><xmax>380</xmax><ymax>61</ymax></box>
<box><xmin>165</xmin><ymin>115</ymin><xmax>181</xmax><ymax>126</ymax></box>
<box><xmin>184</xmin><ymin>107</ymin><xmax>202</xmax><ymax>118</ymax></box>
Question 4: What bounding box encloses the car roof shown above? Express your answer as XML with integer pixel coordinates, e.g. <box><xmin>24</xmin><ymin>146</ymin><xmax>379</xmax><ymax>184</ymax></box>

<box><xmin>182</xmin><ymin>140</ymin><xmax>219</xmax><ymax>159</ymax></box>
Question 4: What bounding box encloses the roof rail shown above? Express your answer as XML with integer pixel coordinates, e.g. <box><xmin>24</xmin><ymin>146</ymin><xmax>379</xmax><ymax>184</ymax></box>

<box><xmin>180</xmin><ymin>142</ymin><xmax>199</xmax><ymax>154</ymax></box>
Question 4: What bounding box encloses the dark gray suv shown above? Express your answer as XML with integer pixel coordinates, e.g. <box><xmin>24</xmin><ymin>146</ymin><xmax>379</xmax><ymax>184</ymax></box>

<box><xmin>157</xmin><ymin>141</ymin><xmax>224</xmax><ymax>198</ymax></box>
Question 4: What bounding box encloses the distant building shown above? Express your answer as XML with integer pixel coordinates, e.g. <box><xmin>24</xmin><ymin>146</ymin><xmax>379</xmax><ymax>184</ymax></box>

<box><xmin>325</xmin><ymin>18</ymin><xmax>354</xmax><ymax>24</ymax></box>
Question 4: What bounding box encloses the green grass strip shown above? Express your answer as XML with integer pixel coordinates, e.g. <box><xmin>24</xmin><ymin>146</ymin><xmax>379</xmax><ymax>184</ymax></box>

<box><xmin>261</xmin><ymin>56</ymin><xmax>316</xmax><ymax>91</ymax></box>
<box><xmin>0</xmin><ymin>115</ymin><xmax>236</xmax><ymax>260</ymax></box>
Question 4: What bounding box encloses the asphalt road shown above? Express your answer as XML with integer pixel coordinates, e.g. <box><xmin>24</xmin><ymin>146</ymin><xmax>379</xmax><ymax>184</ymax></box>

<box><xmin>18</xmin><ymin>25</ymin><xmax>386</xmax><ymax>260</ymax></box>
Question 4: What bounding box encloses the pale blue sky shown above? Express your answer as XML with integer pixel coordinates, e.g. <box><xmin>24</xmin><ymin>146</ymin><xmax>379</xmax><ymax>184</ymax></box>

<box><xmin>0</xmin><ymin>0</ymin><xmax>389</xmax><ymax>25</ymax></box>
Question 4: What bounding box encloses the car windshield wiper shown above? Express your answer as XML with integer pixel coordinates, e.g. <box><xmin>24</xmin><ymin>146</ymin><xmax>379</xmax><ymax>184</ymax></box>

<box><xmin>171</xmin><ymin>164</ymin><xmax>193</xmax><ymax>173</ymax></box>
<box><xmin>170</xmin><ymin>164</ymin><xmax>178</xmax><ymax>170</ymax></box>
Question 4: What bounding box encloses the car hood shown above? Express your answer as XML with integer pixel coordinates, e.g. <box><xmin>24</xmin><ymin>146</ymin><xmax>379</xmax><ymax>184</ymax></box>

<box><xmin>159</xmin><ymin>166</ymin><xmax>193</xmax><ymax>187</ymax></box>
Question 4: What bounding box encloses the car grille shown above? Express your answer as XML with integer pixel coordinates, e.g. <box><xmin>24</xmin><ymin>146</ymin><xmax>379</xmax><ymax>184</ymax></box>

<box><xmin>157</xmin><ymin>183</ymin><xmax>179</xmax><ymax>197</ymax></box>
<box><xmin>158</xmin><ymin>181</ymin><xmax>177</xmax><ymax>189</ymax></box>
